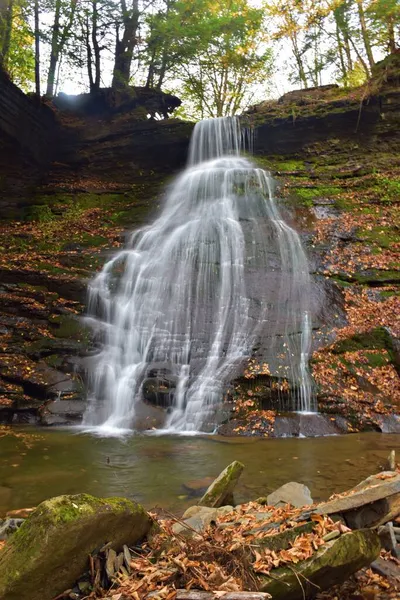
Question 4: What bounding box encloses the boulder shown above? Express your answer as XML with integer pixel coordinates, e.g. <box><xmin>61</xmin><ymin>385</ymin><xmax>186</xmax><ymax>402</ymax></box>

<box><xmin>172</xmin><ymin>505</ymin><xmax>234</xmax><ymax>538</ymax></box>
<box><xmin>0</xmin><ymin>493</ymin><xmax>153</xmax><ymax>600</ymax></box>
<box><xmin>266</xmin><ymin>482</ymin><xmax>313</xmax><ymax>508</ymax></box>
<box><xmin>259</xmin><ymin>529</ymin><xmax>380</xmax><ymax>599</ymax></box>
<box><xmin>39</xmin><ymin>398</ymin><xmax>86</xmax><ymax>426</ymax></box>
<box><xmin>316</xmin><ymin>471</ymin><xmax>400</xmax><ymax>528</ymax></box>
<box><xmin>198</xmin><ymin>461</ymin><xmax>244</xmax><ymax>508</ymax></box>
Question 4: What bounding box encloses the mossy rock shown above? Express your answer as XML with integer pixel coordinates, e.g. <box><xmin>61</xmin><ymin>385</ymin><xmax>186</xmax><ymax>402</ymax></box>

<box><xmin>49</xmin><ymin>314</ymin><xmax>91</xmax><ymax>343</ymax></box>
<box><xmin>198</xmin><ymin>461</ymin><xmax>244</xmax><ymax>508</ymax></box>
<box><xmin>259</xmin><ymin>529</ymin><xmax>380</xmax><ymax>599</ymax></box>
<box><xmin>0</xmin><ymin>493</ymin><xmax>153</xmax><ymax>600</ymax></box>
<box><xmin>331</xmin><ymin>327</ymin><xmax>397</xmax><ymax>366</ymax></box>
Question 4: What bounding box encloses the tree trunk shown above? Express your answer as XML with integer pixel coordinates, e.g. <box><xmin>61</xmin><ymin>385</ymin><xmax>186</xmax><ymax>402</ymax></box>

<box><xmin>0</xmin><ymin>0</ymin><xmax>13</xmax><ymax>68</ymax></box>
<box><xmin>387</xmin><ymin>15</ymin><xmax>397</xmax><ymax>54</ymax></box>
<box><xmin>291</xmin><ymin>33</ymin><xmax>308</xmax><ymax>88</ymax></box>
<box><xmin>335</xmin><ymin>22</ymin><xmax>348</xmax><ymax>84</ymax></box>
<box><xmin>92</xmin><ymin>0</ymin><xmax>101</xmax><ymax>91</ymax></box>
<box><xmin>356</xmin><ymin>0</ymin><xmax>375</xmax><ymax>70</ymax></box>
<box><xmin>348</xmin><ymin>34</ymin><xmax>370</xmax><ymax>76</ymax></box>
<box><xmin>112</xmin><ymin>0</ymin><xmax>139</xmax><ymax>90</ymax></box>
<box><xmin>85</xmin><ymin>13</ymin><xmax>94</xmax><ymax>91</ymax></box>
<box><xmin>34</xmin><ymin>0</ymin><xmax>40</xmax><ymax>95</ymax></box>
<box><xmin>46</xmin><ymin>0</ymin><xmax>78</xmax><ymax>97</ymax></box>
<box><xmin>46</xmin><ymin>0</ymin><xmax>61</xmax><ymax>96</ymax></box>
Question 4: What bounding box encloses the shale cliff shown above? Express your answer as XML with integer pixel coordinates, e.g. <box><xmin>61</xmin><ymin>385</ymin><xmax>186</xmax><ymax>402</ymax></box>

<box><xmin>0</xmin><ymin>56</ymin><xmax>399</xmax><ymax>434</ymax></box>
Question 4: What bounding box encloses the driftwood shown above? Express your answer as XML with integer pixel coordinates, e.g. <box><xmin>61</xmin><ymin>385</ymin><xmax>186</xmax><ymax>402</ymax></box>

<box><xmin>174</xmin><ymin>592</ymin><xmax>272</xmax><ymax>600</ymax></box>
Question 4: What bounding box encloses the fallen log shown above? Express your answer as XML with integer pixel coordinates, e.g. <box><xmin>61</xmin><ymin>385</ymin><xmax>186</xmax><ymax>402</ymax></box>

<box><xmin>173</xmin><ymin>593</ymin><xmax>272</xmax><ymax>600</ymax></box>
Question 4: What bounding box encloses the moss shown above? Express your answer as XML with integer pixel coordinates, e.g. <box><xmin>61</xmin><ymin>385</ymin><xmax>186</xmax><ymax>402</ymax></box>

<box><xmin>199</xmin><ymin>461</ymin><xmax>244</xmax><ymax>508</ymax></box>
<box><xmin>363</xmin><ymin>351</ymin><xmax>390</xmax><ymax>368</ymax></box>
<box><xmin>49</xmin><ymin>315</ymin><xmax>90</xmax><ymax>343</ymax></box>
<box><xmin>290</xmin><ymin>185</ymin><xmax>342</xmax><ymax>206</ymax></box>
<box><xmin>272</xmin><ymin>159</ymin><xmax>306</xmax><ymax>171</ymax></box>
<box><xmin>353</xmin><ymin>270</ymin><xmax>400</xmax><ymax>284</ymax></box>
<box><xmin>44</xmin><ymin>354</ymin><xmax>64</xmax><ymax>368</ymax></box>
<box><xmin>79</xmin><ymin>233</ymin><xmax>109</xmax><ymax>247</ymax></box>
<box><xmin>259</xmin><ymin>530</ymin><xmax>380</xmax><ymax>598</ymax></box>
<box><xmin>357</xmin><ymin>226</ymin><xmax>398</xmax><ymax>249</ymax></box>
<box><xmin>332</xmin><ymin>327</ymin><xmax>393</xmax><ymax>354</ymax></box>
<box><xmin>0</xmin><ymin>493</ymin><xmax>152</xmax><ymax>600</ymax></box>
<box><xmin>36</xmin><ymin>261</ymin><xmax>71</xmax><ymax>275</ymax></box>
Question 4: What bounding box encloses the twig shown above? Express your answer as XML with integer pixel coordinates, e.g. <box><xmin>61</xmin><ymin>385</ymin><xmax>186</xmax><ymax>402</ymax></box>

<box><xmin>287</xmin><ymin>565</ymin><xmax>321</xmax><ymax>590</ymax></box>
<box><xmin>287</xmin><ymin>566</ymin><xmax>305</xmax><ymax>600</ymax></box>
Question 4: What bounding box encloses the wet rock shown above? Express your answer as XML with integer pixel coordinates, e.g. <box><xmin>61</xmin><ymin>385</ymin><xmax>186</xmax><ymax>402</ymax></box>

<box><xmin>258</xmin><ymin>529</ymin><xmax>380</xmax><ymax>600</ymax></box>
<box><xmin>0</xmin><ymin>493</ymin><xmax>153</xmax><ymax>600</ymax></box>
<box><xmin>199</xmin><ymin>461</ymin><xmax>244</xmax><ymax>508</ymax></box>
<box><xmin>183</xmin><ymin>477</ymin><xmax>215</xmax><ymax>497</ymax></box>
<box><xmin>131</xmin><ymin>399</ymin><xmax>167</xmax><ymax>430</ymax></box>
<box><xmin>39</xmin><ymin>399</ymin><xmax>86</xmax><ymax>426</ymax></box>
<box><xmin>0</xmin><ymin>355</ymin><xmax>83</xmax><ymax>400</ymax></box>
<box><xmin>376</xmin><ymin>414</ymin><xmax>400</xmax><ymax>433</ymax></box>
<box><xmin>267</xmin><ymin>482</ymin><xmax>313</xmax><ymax>508</ymax></box>
<box><xmin>0</xmin><ymin>518</ymin><xmax>24</xmax><ymax>540</ymax></box>
<box><xmin>0</xmin><ymin>268</ymin><xmax>87</xmax><ymax>302</ymax></box>
<box><xmin>316</xmin><ymin>471</ymin><xmax>400</xmax><ymax>528</ymax></box>
<box><xmin>142</xmin><ymin>376</ymin><xmax>177</xmax><ymax>408</ymax></box>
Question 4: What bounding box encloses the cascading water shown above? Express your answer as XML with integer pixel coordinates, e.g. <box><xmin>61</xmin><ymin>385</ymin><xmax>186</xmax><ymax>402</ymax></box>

<box><xmin>83</xmin><ymin>116</ymin><xmax>315</xmax><ymax>434</ymax></box>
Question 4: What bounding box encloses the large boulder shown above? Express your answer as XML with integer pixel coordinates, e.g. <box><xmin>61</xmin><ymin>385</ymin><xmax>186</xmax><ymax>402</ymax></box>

<box><xmin>259</xmin><ymin>529</ymin><xmax>380</xmax><ymax>599</ymax></box>
<box><xmin>198</xmin><ymin>461</ymin><xmax>244</xmax><ymax>508</ymax></box>
<box><xmin>0</xmin><ymin>493</ymin><xmax>153</xmax><ymax>600</ymax></box>
<box><xmin>266</xmin><ymin>482</ymin><xmax>313</xmax><ymax>508</ymax></box>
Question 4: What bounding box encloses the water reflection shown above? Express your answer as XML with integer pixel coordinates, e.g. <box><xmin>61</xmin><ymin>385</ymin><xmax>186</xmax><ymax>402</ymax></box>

<box><xmin>0</xmin><ymin>430</ymin><xmax>398</xmax><ymax>515</ymax></box>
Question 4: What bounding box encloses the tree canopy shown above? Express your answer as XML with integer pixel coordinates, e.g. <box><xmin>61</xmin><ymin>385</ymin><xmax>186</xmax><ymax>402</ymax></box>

<box><xmin>0</xmin><ymin>0</ymin><xmax>398</xmax><ymax>117</ymax></box>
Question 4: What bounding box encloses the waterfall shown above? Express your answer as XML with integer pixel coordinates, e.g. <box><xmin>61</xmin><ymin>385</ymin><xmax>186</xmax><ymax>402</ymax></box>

<box><xmin>83</xmin><ymin>116</ymin><xmax>315</xmax><ymax>434</ymax></box>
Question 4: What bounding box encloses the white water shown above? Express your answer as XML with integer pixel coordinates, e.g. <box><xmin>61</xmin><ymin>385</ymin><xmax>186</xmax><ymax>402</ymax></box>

<box><xmin>83</xmin><ymin>116</ymin><xmax>315</xmax><ymax>434</ymax></box>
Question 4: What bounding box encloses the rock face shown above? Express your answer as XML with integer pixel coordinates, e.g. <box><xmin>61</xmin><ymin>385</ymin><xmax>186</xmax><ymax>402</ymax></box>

<box><xmin>266</xmin><ymin>482</ymin><xmax>313</xmax><ymax>508</ymax></box>
<box><xmin>0</xmin><ymin>493</ymin><xmax>153</xmax><ymax>600</ymax></box>
<box><xmin>1</xmin><ymin>69</ymin><xmax>399</xmax><ymax>431</ymax></box>
<box><xmin>199</xmin><ymin>461</ymin><xmax>244</xmax><ymax>508</ymax></box>
<box><xmin>259</xmin><ymin>529</ymin><xmax>380</xmax><ymax>599</ymax></box>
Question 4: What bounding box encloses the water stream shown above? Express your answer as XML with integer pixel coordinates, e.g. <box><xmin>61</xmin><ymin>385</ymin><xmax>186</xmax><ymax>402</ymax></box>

<box><xmin>84</xmin><ymin>117</ymin><xmax>314</xmax><ymax>434</ymax></box>
<box><xmin>1</xmin><ymin>430</ymin><xmax>398</xmax><ymax>516</ymax></box>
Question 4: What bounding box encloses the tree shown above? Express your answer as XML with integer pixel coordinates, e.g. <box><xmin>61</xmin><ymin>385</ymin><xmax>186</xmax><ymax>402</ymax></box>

<box><xmin>34</xmin><ymin>0</ymin><xmax>40</xmax><ymax>94</ymax></box>
<box><xmin>355</xmin><ymin>0</ymin><xmax>375</xmax><ymax>71</ymax></box>
<box><xmin>0</xmin><ymin>0</ymin><xmax>34</xmax><ymax>90</ymax></box>
<box><xmin>367</xmin><ymin>0</ymin><xmax>399</xmax><ymax>55</ymax></box>
<box><xmin>112</xmin><ymin>0</ymin><xmax>140</xmax><ymax>89</ymax></box>
<box><xmin>0</xmin><ymin>0</ymin><xmax>13</xmax><ymax>68</ymax></box>
<box><xmin>45</xmin><ymin>0</ymin><xmax>78</xmax><ymax>97</ymax></box>
<box><xmin>145</xmin><ymin>0</ymin><xmax>272</xmax><ymax>118</ymax></box>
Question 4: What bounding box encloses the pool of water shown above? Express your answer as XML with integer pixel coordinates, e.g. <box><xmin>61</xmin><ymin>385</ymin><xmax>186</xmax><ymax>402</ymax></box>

<box><xmin>0</xmin><ymin>429</ymin><xmax>398</xmax><ymax>516</ymax></box>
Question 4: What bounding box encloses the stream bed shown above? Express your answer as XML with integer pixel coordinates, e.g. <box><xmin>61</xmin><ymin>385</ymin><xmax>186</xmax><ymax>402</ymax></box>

<box><xmin>1</xmin><ymin>429</ymin><xmax>399</xmax><ymax>516</ymax></box>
